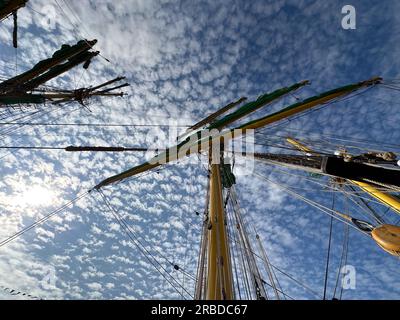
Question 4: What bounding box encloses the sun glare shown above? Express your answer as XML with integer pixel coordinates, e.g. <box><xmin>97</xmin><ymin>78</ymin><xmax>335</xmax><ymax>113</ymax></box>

<box><xmin>14</xmin><ymin>185</ymin><xmax>56</xmax><ymax>209</ymax></box>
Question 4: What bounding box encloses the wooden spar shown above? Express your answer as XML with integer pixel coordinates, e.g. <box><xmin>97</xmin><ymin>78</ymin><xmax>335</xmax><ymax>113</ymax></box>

<box><xmin>91</xmin><ymin>76</ymin><xmax>385</xmax><ymax>299</ymax></box>
<box><xmin>238</xmin><ymin>77</ymin><xmax>381</xmax><ymax>131</ymax></box>
<box><xmin>187</xmin><ymin>97</ymin><xmax>247</xmax><ymax>133</ymax></box>
<box><xmin>209</xmin><ymin>80</ymin><xmax>310</xmax><ymax>130</ymax></box>
<box><xmin>0</xmin><ymin>76</ymin><xmax>128</xmax><ymax>106</ymax></box>
<box><xmin>88</xmin><ymin>77</ymin><xmax>128</xmax><ymax>91</ymax></box>
<box><xmin>182</xmin><ymin>80</ymin><xmax>308</xmax><ymax>140</ymax></box>
<box><xmin>12</xmin><ymin>10</ymin><xmax>17</xmax><ymax>48</ymax></box>
<box><xmin>285</xmin><ymin>137</ymin><xmax>400</xmax><ymax>214</ymax></box>
<box><xmin>206</xmin><ymin>155</ymin><xmax>234</xmax><ymax>300</ymax></box>
<box><xmin>0</xmin><ymin>0</ymin><xmax>27</xmax><ymax>21</ymax></box>
<box><xmin>0</xmin><ymin>40</ymin><xmax>97</xmax><ymax>92</ymax></box>
<box><xmin>94</xmin><ymin>77</ymin><xmax>381</xmax><ymax>190</ymax></box>
<box><xmin>21</xmin><ymin>51</ymin><xmax>99</xmax><ymax>91</ymax></box>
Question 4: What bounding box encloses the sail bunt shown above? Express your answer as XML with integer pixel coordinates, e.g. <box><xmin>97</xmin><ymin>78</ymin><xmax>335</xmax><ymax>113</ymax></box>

<box><xmin>0</xmin><ymin>0</ymin><xmax>27</xmax><ymax>21</ymax></box>
<box><xmin>0</xmin><ymin>40</ymin><xmax>129</xmax><ymax>106</ymax></box>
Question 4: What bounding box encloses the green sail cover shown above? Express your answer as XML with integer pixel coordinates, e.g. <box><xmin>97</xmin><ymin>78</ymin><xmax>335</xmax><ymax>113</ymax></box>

<box><xmin>208</xmin><ymin>81</ymin><xmax>309</xmax><ymax>130</ymax></box>
<box><xmin>0</xmin><ymin>39</ymin><xmax>96</xmax><ymax>90</ymax></box>
<box><xmin>237</xmin><ymin>78</ymin><xmax>381</xmax><ymax>130</ymax></box>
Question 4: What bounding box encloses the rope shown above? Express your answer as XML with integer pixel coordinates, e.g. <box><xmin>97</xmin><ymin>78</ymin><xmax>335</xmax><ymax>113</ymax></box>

<box><xmin>97</xmin><ymin>190</ymin><xmax>194</xmax><ymax>299</ymax></box>
<box><xmin>323</xmin><ymin>194</ymin><xmax>335</xmax><ymax>300</ymax></box>
<box><xmin>0</xmin><ymin>191</ymin><xmax>89</xmax><ymax>248</ymax></box>
<box><xmin>0</xmin><ymin>122</ymin><xmax>190</xmax><ymax>128</ymax></box>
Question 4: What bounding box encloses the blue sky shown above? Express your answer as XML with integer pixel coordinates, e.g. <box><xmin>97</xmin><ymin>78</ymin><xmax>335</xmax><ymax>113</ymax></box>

<box><xmin>0</xmin><ymin>0</ymin><xmax>399</xmax><ymax>300</ymax></box>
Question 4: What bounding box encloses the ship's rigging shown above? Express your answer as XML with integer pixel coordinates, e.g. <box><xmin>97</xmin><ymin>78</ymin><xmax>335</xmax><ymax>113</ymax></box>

<box><xmin>0</xmin><ymin>1</ymin><xmax>400</xmax><ymax>301</ymax></box>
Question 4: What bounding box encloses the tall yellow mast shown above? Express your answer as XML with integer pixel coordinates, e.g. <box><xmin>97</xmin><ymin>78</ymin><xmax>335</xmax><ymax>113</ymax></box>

<box><xmin>93</xmin><ymin>77</ymin><xmax>383</xmax><ymax>298</ymax></box>
<box><xmin>206</xmin><ymin>157</ymin><xmax>234</xmax><ymax>299</ymax></box>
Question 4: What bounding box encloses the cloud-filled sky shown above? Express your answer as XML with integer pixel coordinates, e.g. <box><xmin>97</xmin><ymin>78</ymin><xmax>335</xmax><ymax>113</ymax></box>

<box><xmin>0</xmin><ymin>0</ymin><xmax>399</xmax><ymax>300</ymax></box>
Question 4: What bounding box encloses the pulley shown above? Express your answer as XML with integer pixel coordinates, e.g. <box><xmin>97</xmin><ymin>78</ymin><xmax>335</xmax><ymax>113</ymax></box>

<box><xmin>371</xmin><ymin>224</ymin><xmax>400</xmax><ymax>256</ymax></box>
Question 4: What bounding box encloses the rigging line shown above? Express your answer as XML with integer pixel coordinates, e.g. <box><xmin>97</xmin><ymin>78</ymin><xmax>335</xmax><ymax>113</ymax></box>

<box><xmin>0</xmin><ymin>122</ymin><xmax>191</xmax><ymax>128</ymax></box>
<box><xmin>181</xmin><ymin>174</ymin><xmax>194</xmax><ymax>292</ymax></box>
<box><xmin>227</xmin><ymin>189</ymin><xmax>268</xmax><ymax>299</ymax></box>
<box><xmin>333</xmin><ymin>217</ymin><xmax>350</xmax><ymax>299</ymax></box>
<box><xmin>226</xmin><ymin>206</ymin><xmax>322</xmax><ymax>299</ymax></box>
<box><xmin>268</xmin><ymin>127</ymin><xmax>400</xmax><ymax>151</ymax></box>
<box><xmin>102</xmin><ymin>183</ymin><xmax>198</xmax><ymax>281</ymax></box>
<box><xmin>227</xmin><ymin>195</ymin><xmax>294</xmax><ymax>300</ymax></box>
<box><xmin>226</xmin><ymin>196</ymin><xmax>248</xmax><ymax>299</ymax></box>
<box><xmin>0</xmin><ymin>191</ymin><xmax>89</xmax><ymax>249</ymax></box>
<box><xmin>257</xmin><ymin>85</ymin><xmax>378</xmax><ymax>133</ymax></box>
<box><xmin>228</xmin><ymin>214</ymin><xmax>321</xmax><ymax>299</ymax></box>
<box><xmin>340</xmin><ymin>224</ymin><xmax>350</xmax><ymax>300</ymax></box>
<box><xmin>228</xmin><ymin>184</ymin><xmax>269</xmax><ymax>298</ymax></box>
<box><xmin>97</xmin><ymin>190</ymin><xmax>193</xmax><ymax>299</ymax></box>
<box><xmin>229</xmin><ymin>193</ymin><xmax>253</xmax><ymax>299</ymax></box>
<box><xmin>0</xmin><ymin>102</ymin><xmax>74</xmax><ymax>137</ymax></box>
<box><xmin>240</xmin><ymin>192</ymin><xmax>282</xmax><ymax>301</ymax></box>
<box><xmin>248</xmin><ymin>139</ymin><xmax>333</xmax><ymax>156</ymax></box>
<box><xmin>226</xmin><ymin>197</ymin><xmax>242</xmax><ymax>299</ymax></box>
<box><xmin>0</xmin><ymin>103</ymin><xmax>81</xmax><ymax>141</ymax></box>
<box><xmin>60</xmin><ymin>0</ymin><xmax>91</xmax><ymax>39</ymax></box>
<box><xmin>223</xmin><ymin>169</ymin><xmax>323</xmax><ymax>299</ymax></box>
<box><xmin>344</xmin><ymin>186</ymin><xmax>385</xmax><ymax>225</ymax></box>
<box><xmin>270</xmin><ymin>264</ymin><xmax>322</xmax><ymax>299</ymax></box>
<box><xmin>323</xmin><ymin>194</ymin><xmax>335</xmax><ymax>300</ymax></box>
<box><xmin>230</xmin><ymin>162</ymin><xmax>319</xmax><ymax>298</ymax></box>
<box><xmin>0</xmin><ymin>146</ymin><xmax>159</xmax><ymax>152</ymax></box>
<box><xmin>102</xmin><ymin>210</ymin><xmax>189</xmax><ymax>299</ymax></box>
<box><xmin>379</xmin><ymin>84</ymin><xmax>400</xmax><ymax>92</ymax></box>
<box><xmin>252</xmin><ymin>172</ymin><xmax>368</xmax><ymax>236</ymax></box>
<box><xmin>244</xmin><ymin>160</ymin><xmax>398</xmax><ymax>206</ymax></box>
<box><xmin>53</xmin><ymin>0</ymin><xmax>117</xmax><ymax>67</ymax></box>
<box><xmin>0</xmin><ymin>103</ymin><xmax>81</xmax><ymax>160</ymax></box>
<box><xmin>58</xmin><ymin>0</ymin><xmax>114</xmax><ymax>65</ymax></box>
<box><xmin>227</xmin><ymin>194</ymin><xmax>255</xmax><ymax>300</ymax></box>
<box><xmin>2</xmin><ymin>99</ymin><xmax>77</xmax><ymax>138</ymax></box>
<box><xmin>247</xmin><ymin>136</ymin><xmax>338</xmax><ymax>157</ymax></box>
<box><xmin>53</xmin><ymin>0</ymin><xmax>85</xmax><ymax>40</ymax></box>
<box><xmin>260</xmin><ymin>280</ymin><xmax>294</xmax><ymax>300</ymax></box>
<box><xmin>0</xmin><ymin>146</ymin><xmax>65</xmax><ymax>150</ymax></box>
<box><xmin>100</xmin><ymin>207</ymin><xmax>192</xmax><ymax>299</ymax></box>
<box><xmin>257</xmin><ymin>132</ymin><xmax>400</xmax><ymax>157</ymax></box>
<box><xmin>286</xmin><ymin>134</ymin><xmax>400</xmax><ymax>155</ymax></box>
<box><xmin>26</xmin><ymin>3</ymin><xmax>46</xmax><ymax>17</ymax></box>
<box><xmin>0</xmin><ymin>108</ymin><xmax>46</xmax><ymax>135</ymax></box>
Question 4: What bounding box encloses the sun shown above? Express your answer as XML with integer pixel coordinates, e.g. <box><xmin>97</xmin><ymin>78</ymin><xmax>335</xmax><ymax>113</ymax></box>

<box><xmin>14</xmin><ymin>185</ymin><xmax>56</xmax><ymax>209</ymax></box>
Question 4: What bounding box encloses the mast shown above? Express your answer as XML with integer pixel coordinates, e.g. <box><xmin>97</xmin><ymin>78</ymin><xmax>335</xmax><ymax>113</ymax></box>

<box><xmin>0</xmin><ymin>0</ymin><xmax>28</xmax><ymax>48</ymax></box>
<box><xmin>0</xmin><ymin>40</ymin><xmax>129</xmax><ymax>107</ymax></box>
<box><xmin>206</xmin><ymin>152</ymin><xmax>234</xmax><ymax>299</ymax></box>
<box><xmin>0</xmin><ymin>0</ymin><xmax>27</xmax><ymax>20</ymax></box>
<box><xmin>93</xmin><ymin>77</ymin><xmax>383</xmax><ymax>298</ymax></box>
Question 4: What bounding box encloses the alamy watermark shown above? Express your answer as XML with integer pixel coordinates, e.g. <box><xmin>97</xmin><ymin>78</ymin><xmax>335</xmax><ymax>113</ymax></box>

<box><xmin>342</xmin><ymin>5</ymin><xmax>356</xmax><ymax>30</ymax></box>
<box><xmin>341</xmin><ymin>265</ymin><xmax>356</xmax><ymax>290</ymax></box>
<box><xmin>39</xmin><ymin>265</ymin><xmax>57</xmax><ymax>290</ymax></box>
